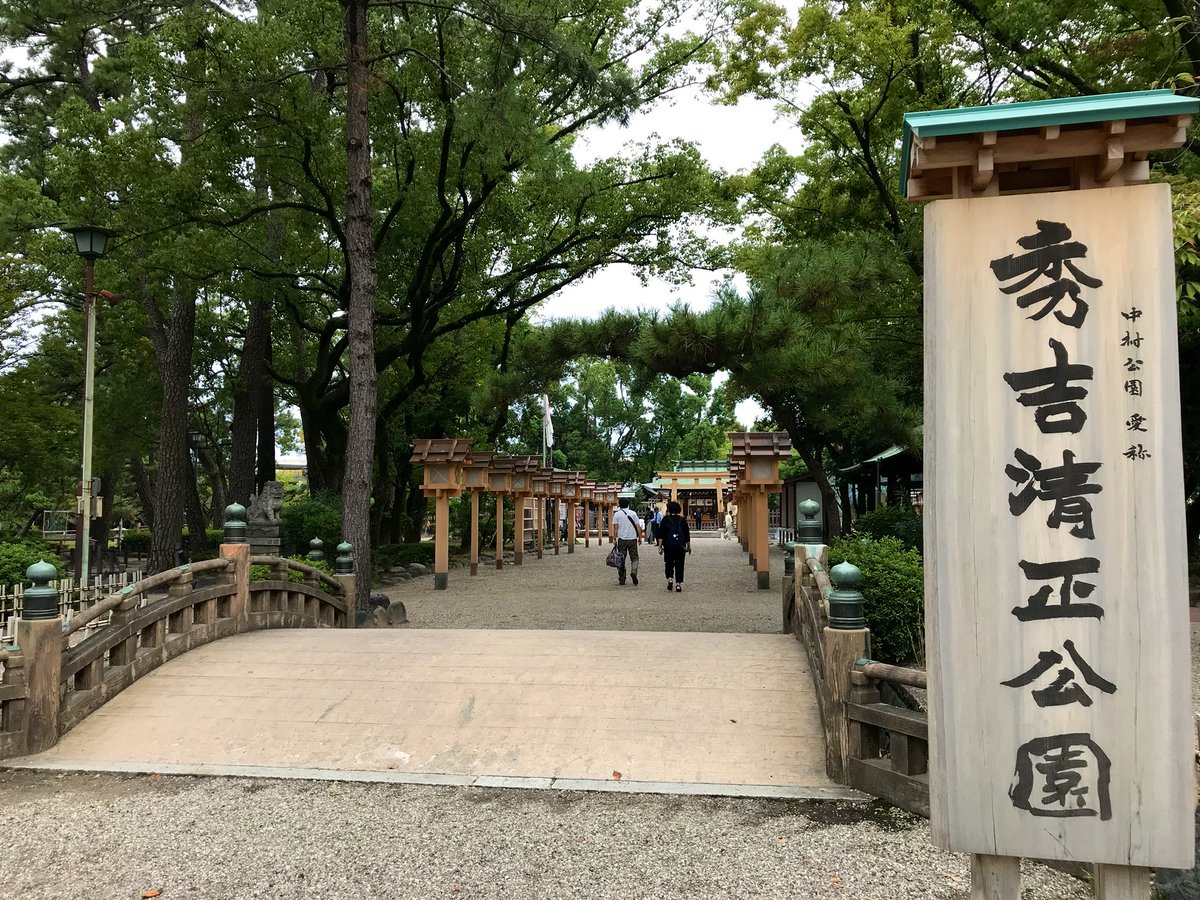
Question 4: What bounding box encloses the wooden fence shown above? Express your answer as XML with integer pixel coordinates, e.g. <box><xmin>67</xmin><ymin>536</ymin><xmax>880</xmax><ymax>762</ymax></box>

<box><xmin>783</xmin><ymin>544</ymin><xmax>930</xmax><ymax>816</ymax></box>
<box><xmin>0</xmin><ymin>571</ymin><xmax>145</xmax><ymax>640</ymax></box>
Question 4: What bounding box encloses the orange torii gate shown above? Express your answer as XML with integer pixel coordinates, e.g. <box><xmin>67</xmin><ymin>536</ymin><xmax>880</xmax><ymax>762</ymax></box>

<box><xmin>728</xmin><ymin>432</ymin><xmax>792</xmax><ymax>590</ymax></box>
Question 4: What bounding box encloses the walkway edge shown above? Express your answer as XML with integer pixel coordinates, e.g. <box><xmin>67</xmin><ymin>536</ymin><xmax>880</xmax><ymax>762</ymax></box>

<box><xmin>1</xmin><ymin>757</ymin><xmax>867</xmax><ymax>801</ymax></box>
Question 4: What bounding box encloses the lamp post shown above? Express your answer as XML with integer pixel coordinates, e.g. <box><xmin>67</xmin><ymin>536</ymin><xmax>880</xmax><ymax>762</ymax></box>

<box><xmin>65</xmin><ymin>225</ymin><xmax>113</xmax><ymax>582</ymax></box>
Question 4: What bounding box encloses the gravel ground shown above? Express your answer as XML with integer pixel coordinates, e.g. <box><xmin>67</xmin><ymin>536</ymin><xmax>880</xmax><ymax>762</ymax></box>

<box><xmin>1</xmin><ymin>538</ymin><xmax>1151</xmax><ymax>897</ymax></box>
<box><xmin>0</xmin><ymin>770</ymin><xmax>1091</xmax><ymax>900</ymax></box>
<box><xmin>380</xmin><ymin>535</ymin><xmax>783</xmax><ymax>633</ymax></box>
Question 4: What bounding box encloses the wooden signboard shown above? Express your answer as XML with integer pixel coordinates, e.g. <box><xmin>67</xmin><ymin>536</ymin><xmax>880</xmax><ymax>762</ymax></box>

<box><xmin>924</xmin><ymin>183</ymin><xmax>1194</xmax><ymax>867</ymax></box>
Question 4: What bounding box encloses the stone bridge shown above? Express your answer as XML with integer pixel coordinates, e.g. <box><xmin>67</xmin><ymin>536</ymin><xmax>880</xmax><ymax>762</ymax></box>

<box><xmin>0</xmin><ymin>515</ymin><xmax>928</xmax><ymax>807</ymax></box>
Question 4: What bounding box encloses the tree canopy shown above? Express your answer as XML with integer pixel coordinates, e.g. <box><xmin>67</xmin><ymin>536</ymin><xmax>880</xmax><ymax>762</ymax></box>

<box><xmin>2</xmin><ymin>0</ymin><xmax>1200</xmax><ymax>574</ymax></box>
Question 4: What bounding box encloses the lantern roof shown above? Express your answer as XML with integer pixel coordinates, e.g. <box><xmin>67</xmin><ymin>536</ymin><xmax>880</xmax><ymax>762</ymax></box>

<box><xmin>410</xmin><ymin>439</ymin><xmax>472</xmax><ymax>464</ymax></box>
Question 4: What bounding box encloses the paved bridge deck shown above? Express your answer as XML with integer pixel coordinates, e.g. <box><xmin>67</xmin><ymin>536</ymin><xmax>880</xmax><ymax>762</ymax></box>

<box><xmin>13</xmin><ymin>627</ymin><xmax>850</xmax><ymax>797</ymax></box>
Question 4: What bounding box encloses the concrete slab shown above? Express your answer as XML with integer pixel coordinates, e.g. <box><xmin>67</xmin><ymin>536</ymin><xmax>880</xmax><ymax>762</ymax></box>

<box><xmin>13</xmin><ymin>629</ymin><xmax>838</xmax><ymax>795</ymax></box>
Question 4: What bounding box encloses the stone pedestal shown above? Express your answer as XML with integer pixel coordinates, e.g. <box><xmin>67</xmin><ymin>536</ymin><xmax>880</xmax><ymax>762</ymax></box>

<box><xmin>246</xmin><ymin>523</ymin><xmax>281</xmax><ymax>556</ymax></box>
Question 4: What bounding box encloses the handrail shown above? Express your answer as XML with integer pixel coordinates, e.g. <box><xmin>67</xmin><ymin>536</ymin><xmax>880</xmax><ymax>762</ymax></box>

<box><xmin>63</xmin><ymin>558</ymin><xmax>234</xmax><ymax>637</ymax></box>
<box><xmin>806</xmin><ymin>559</ymin><xmax>833</xmax><ymax>599</ymax></box>
<box><xmin>249</xmin><ymin>555</ymin><xmax>343</xmax><ymax>593</ymax></box>
<box><xmin>854</xmin><ymin>659</ymin><xmax>927</xmax><ymax>689</ymax></box>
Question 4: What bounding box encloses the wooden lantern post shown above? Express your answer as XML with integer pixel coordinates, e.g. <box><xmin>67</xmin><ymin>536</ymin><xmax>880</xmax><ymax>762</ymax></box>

<box><xmin>605</xmin><ymin>485</ymin><xmax>619</xmax><ymax>544</ymax></box>
<box><xmin>532</xmin><ymin>468</ymin><xmax>550</xmax><ymax>560</ymax></box>
<box><xmin>727</xmin><ymin>440</ymin><xmax>750</xmax><ymax>558</ymax></box>
<box><xmin>461</xmin><ymin>450</ymin><xmax>492</xmax><ymax>576</ymax></box>
<box><xmin>489</xmin><ymin>456</ymin><xmax>514</xmax><ymax>570</ymax></box>
<box><xmin>903</xmin><ymin>90</ymin><xmax>1199</xmax><ymax>895</ymax></box>
<box><xmin>507</xmin><ymin>455</ymin><xmax>538</xmax><ymax>565</ymax></box>
<box><xmin>731</xmin><ymin>462</ymin><xmax>747</xmax><ymax>551</ymax></box>
<box><xmin>562</xmin><ymin>472</ymin><xmax>582</xmax><ymax>553</ymax></box>
<box><xmin>735</xmin><ymin>432</ymin><xmax>791</xmax><ymax>590</ymax></box>
<box><xmin>410</xmin><ymin>438</ymin><xmax>472</xmax><ymax>590</ymax></box>
<box><xmin>549</xmin><ymin>470</ymin><xmax>566</xmax><ymax>555</ymax></box>
<box><xmin>580</xmin><ymin>482</ymin><xmax>595</xmax><ymax>547</ymax></box>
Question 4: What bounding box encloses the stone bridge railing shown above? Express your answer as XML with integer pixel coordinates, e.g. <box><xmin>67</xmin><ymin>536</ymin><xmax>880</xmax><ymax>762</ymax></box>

<box><xmin>782</xmin><ymin>542</ymin><xmax>930</xmax><ymax>817</ymax></box>
<box><xmin>0</xmin><ymin>511</ymin><xmax>357</xmax><ymax>761</ymax></box>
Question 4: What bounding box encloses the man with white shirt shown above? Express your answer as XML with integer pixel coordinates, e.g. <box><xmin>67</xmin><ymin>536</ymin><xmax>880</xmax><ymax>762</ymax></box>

<box><xmin>613</xmin><ymin>496</ymin><xmax>644</xmax><ymax>586</ymax></box>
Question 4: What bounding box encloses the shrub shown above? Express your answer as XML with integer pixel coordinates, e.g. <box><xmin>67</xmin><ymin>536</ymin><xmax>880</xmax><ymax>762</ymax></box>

<box><xmin>374</xmin><ymin>542</ymin><xmax>435</xmax><ymax>571</ymax></box>
<box><xmin>121</xmin><ymin>528</ymin><xmax>152</xmax><ymax>554</ymax></box>
<box><xmin>280</xmin><ymin>493</ymin><xmax>342</xmax><ymax>557</ymax></box>
<box><xmin>251</xmin><ymin>555</ymin><xmax>334</xmax><ymax>584</ymax></box>
<box><xmin>0</xmin><ymin>540</ymin><xmax>66</xmax><ymax>585</ymax></box>
<box><xmin>854</xmin><ymin>503</ymin><xmax>923</xmax><ymax>553</ymax></box>
<box><xmin>828</xmin><ymin>535</ymin><xmax>925</xmax><ymax>667</ymax></box>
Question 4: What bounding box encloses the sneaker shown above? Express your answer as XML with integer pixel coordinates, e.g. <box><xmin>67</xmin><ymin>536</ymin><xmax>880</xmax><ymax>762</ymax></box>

<box><xmin>675</xmin><ymin>583</ymin><xmax>682</xmax><ymax>592</ymax></box>
<box><xmin>667</xmin><ymin>580</ymin><xmax>674</xmax><ymax>592</ymax></box>
<box><xmin>631</xmin><ymin>572</ymin><xmax>638</xmax><ymax>586</ymax></box>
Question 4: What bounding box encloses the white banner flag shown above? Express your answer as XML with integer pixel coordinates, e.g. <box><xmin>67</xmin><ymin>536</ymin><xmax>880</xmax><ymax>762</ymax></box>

<box><xmin>543</xmin><ymin>394</ymin><xmax>554</xmax><ymax>448</ymax></box>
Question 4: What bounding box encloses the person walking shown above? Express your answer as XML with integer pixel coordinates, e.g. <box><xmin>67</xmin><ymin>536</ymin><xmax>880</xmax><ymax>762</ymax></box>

<box><xmin>723</xmin><ymin>509</ymin><xmax>733</xmax><ymax>540</ymax></box>
<box><xmin>657</xmin><ymin>500</ymin><xmax>691</xmax><ymax>593</ymax></box>
<box><xmin>613</xmin><ymin>497</ymin><xmax>644</xmax><ymax>586</ymax></box>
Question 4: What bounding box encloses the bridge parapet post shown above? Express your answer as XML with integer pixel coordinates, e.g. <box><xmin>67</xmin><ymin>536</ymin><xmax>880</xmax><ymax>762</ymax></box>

<box><xmin>821</xmin><ymin>561</ymin><xmax>870</xmax><ymax>783</ymax></box>
<box><xmin>18</xmin><ymin>561</ymin><xmax>63</xmax><ymax>755</ymax></box>
<box><xmin>781</xmin><ymin>542</ymin><xmax>799</xmax><ymax>633</ymax></box>
<box><xmin>335</xmin><ymin>542</ymin><xmax>356</xmax><ymax>628</ymax></box>
<box><xmin>220</xmin><ymin>504</ymin><xmax>251</xmax><ymax>631</ymax></box>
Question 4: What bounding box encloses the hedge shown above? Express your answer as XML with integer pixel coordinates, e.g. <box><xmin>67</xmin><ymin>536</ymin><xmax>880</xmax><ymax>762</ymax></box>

<box><xmin>0</xmin><ymin>540</ymin><xmax>65</xmax><ymax>585</ymax></box>
<box><xmin>828</xmin><ymin>534</ymin><xmax>925</xmax><ymax>667</ymax></box>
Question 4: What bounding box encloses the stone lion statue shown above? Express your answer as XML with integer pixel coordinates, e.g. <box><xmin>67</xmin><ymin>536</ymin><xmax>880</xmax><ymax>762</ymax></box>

<box><xmin>247</xmin><ymin>481</ymin><xmax>284</xmax><ymax>524</ymax></box>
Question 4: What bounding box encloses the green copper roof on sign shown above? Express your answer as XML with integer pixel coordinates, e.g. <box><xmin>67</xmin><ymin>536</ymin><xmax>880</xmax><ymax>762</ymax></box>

<box><xmin>899</xmin><ymin>90</ymin><xmax>1200</xmax><ymax>197</ymax></box>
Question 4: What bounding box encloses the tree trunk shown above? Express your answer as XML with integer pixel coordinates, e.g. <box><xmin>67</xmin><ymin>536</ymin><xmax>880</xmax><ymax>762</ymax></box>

<box><xmin>185</xmin><ymin>453</ymin><xmax>209</xmax><ymax>555</ymax></box>
<box><xmin>145</xmin><ymin>36</ymin><xmax>204</xmax><ymax>574</ymax></box>
<box><xmin>794</xmin><ymin>442</ymin><xmax>842</xmax><ymax>541</ymax></box>
<box><xmin>228</xmin><ymin>297</ymin><xmax>270</xmax><ymax>505</ymax></box>
<box><xmin>197</xmin><ymin>446</ymin><xmax>227</xmax><ymax>528</ymax></box>
<box><xmin>403</xmin><ymin>481</ymin><xmax>425</xmax><ymax>543</ymax></box>
<box><xmin>838</xmin><ymin>476</ymin><xmax>853</xmax><ymax>534</ymax></box>
<box><xmin>148</xmin><ymin>307</ymin><xmax>194</xmax><ymax>573</ymax></box>
<box><xmin>298</xmin><ymin>399</ymin><xmax>346</xmax><ymax>495</ymax></box>
<box><xmin>256</xmin><ymin>338</ymin><xmax>276</xmax><ymax>492</ymax></box>
<box><xmin>91</xmin><ymin>471</ymin><xmax>116</xmax><ymax>572</ymax></box>
<box><xmin>341</xmin><ymin>0</ymin><xmax>378</xmax><ymax>614</ymax></box>
<box><xmin>130</xmin><ymin>456</ymin><xmax>155</xmax><ymax>529</ymax></box>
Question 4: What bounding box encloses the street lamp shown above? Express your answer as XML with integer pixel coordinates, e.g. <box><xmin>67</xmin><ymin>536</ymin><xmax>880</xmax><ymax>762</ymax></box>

<box><xmin>64</xmin><ymin>225</ymin><xmax>114</xmax><ymax>582</ymax></box>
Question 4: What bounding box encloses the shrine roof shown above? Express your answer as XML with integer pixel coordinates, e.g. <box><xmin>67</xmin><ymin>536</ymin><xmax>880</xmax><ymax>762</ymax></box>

<box><xmin>664</xmin><ymin>460</ymin><xmax>729</xmax><ymax>474</ymax></box>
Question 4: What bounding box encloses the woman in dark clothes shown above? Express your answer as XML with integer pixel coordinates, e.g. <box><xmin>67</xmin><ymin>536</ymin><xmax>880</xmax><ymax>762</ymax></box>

<box><xmin>656</xmin><ymin>500</ymin><xmax>691</xmax><ymax>593</ymax></box>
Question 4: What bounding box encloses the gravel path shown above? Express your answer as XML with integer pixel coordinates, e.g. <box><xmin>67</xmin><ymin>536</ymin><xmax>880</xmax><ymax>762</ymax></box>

<box><xmin>380</xmin><ymin>535</ymin><xmax>783</xmax><ymax>633</ymax></box>
<box><xmin>0</xmin><ymin>771</ymin><xmax>1090</xmax><ymax>900</ymax></box>
<box><xmin>0</xmin><ymin>538</ymin><xmax>1115</xmax><ymax>897</ymax></box>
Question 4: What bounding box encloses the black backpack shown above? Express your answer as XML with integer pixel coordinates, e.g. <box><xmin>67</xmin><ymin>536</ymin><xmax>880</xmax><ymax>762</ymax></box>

<box><xmin>662</xmin><ymin>516</ymin><xmax>687</xmax><ymax>551</ymax></box>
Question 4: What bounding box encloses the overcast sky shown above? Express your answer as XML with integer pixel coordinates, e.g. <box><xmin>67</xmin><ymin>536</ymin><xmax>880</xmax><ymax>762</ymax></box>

<box><xmin>536</xmin><ymin>74</ymin><xmax>803</xmax><ymax>427</ymax></box>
